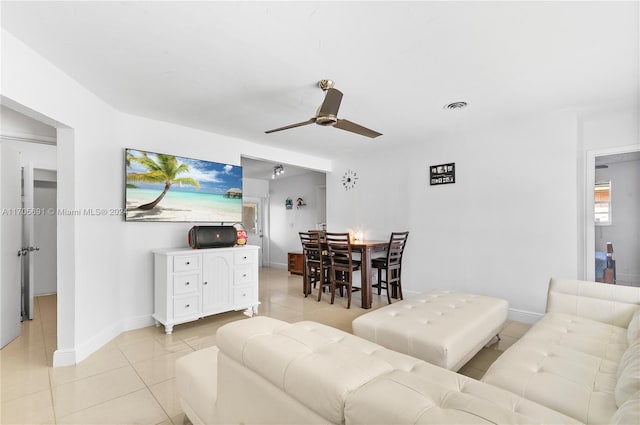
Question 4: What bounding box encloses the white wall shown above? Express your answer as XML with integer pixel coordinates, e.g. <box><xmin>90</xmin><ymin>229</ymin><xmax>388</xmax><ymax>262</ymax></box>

<box><xmin>1</xmin><ymin>105</ymin><xmax>56</xmax><ymax>140</ymax></box>
<box><xmin>243</xmin><ymin>177</ymin><xmax>269</xmax><ymax>198</ymax></box>
<box><xmin>269</xmin><ymin>172</ymin><xmax>326</xmax><ymax>268</ymax></box>
<box><xmin>2</xmin><ymin>30</ymin><xmax>331</xmax><ymax>365</ymax></box>
<box><xmin>328</xmin><ymin>112</ymin><xmax>580</xmax><ymax>322</ymax></box>
<box><xmin>595</xmin><ymin>159</ymin><xmax>640</xmax><ymax>285</ymax></box>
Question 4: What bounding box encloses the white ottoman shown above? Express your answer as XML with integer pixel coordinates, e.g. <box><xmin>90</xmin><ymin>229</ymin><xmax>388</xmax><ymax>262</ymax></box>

<box><xmin>352</xmin><ymin>290</ymin><xmax>508</xmax><ymax>371</ymax></box>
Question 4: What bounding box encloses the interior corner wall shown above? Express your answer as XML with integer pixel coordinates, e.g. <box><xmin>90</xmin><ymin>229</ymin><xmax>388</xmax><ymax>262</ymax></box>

<box><xmin>328</xmin><ymin>112</ymin><xmax>579</xmax><ymax>322</ymax></box>
<box><xmin>2</xmin><ymin>29</ymin><xmax>121</xmax><ymax>364</ymax></box>
<box><xmin>268</xmin><ymin>172</ymin><xmax>326</xmax><ymax>269</ymax></box>
<box><xmin>2</xmin><ymin>29</ymin><xmax>331</xmax><ymax>364</ymax></box>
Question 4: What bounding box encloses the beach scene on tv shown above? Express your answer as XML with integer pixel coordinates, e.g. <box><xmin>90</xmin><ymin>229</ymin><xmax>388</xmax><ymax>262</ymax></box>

<box><xmin>125</xmin><ymin>149</ymin><xmax>243</xmax><ymax>222</ymax></box>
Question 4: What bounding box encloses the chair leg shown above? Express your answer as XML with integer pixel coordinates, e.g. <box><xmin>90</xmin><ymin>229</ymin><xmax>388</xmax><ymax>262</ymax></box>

<box><xmin>377</xmin><ymin>268</ymin><xmax>382</xmax><ymax>294</ymax></box>
<box><xmin>317</xmin><ymin>272</ymin><xmax>323</xmax><ymax>302</ymax></box>
<box><xmin>347</xmin><ymin>283</ymin><xmax>352</xmax><ymax>309</ymax></box>
<box><xmin>330</xmin><ymin>279</ymin><xmax>336</xmax><ymax>304</ymax></box>
<box><xmin>385</xmin><ymin>269</ymin><xmax>391</xmax><ymax>304</ymax></box>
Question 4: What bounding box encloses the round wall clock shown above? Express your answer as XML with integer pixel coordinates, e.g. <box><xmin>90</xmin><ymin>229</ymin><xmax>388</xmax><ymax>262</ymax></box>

<box><xmin>342</xmin><ymin>169</ymin><xmax>358</xmax><ymax>191</ymax></box>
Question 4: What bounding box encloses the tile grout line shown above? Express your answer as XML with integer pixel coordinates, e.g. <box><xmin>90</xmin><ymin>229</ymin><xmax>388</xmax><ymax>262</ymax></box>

<box><xmin>119</xmin><ymin>335</ymin><xmax>175</xmax><ymax>425</ymax></box>
<box><xmin>38</xmin><ymin>296</ymin><xmax>61</xmax><ymax>425</ymax></box>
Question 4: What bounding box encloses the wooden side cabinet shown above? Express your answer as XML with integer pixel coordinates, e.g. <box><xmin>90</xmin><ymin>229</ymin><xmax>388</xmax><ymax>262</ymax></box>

<box><xmin>288</xmin><ymin>252</ymin><xmax>304</xmax><ymax>275</ymax></box>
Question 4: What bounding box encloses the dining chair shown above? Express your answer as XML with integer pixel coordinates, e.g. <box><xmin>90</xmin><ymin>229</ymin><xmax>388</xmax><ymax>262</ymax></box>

<box><xmin>299</xmin><ymin>232</ymin><xmax>329</xmax><ymax>297</ymax></box>
<box><xmin>324</xmin><ymin>232</ymin><xmax>361</xmax><ymax>308</ymax></box>
<box><xmin>371</xmin><ymin>231</ymin><xmax>409</xmax><ymax>303</ymax></box>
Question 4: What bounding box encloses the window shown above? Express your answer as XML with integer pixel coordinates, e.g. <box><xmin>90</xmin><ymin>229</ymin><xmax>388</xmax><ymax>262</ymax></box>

<box><xmin>594</xmin><ymin>181</ymin><xmax>611</xmax><ymax>225</ymax></box>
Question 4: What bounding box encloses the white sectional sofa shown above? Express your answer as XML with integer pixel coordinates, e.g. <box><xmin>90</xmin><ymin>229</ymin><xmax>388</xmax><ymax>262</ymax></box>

<box><xmin>482</xmin><ymin>278</ymin><xmax>640</xmax><ymax>425</ymax></box>
<box><xmin>175</xmin><ymin>278</ymin><xmax>640</xmax><ymax>425</ymax></box>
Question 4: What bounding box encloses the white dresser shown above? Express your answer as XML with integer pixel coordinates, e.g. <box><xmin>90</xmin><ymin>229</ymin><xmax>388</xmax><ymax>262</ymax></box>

<box><xmin>152</xmin><ymin>246</ymin><xmax>260</xmax><ymax>334</ymax></box>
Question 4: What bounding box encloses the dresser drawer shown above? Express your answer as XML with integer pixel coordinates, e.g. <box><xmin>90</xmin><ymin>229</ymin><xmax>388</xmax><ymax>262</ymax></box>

<box><xmin>173</xmin><ymin>295</ymin><xmax>199</xmax><ymax>319</ymax></box>
<box><xmin>173</xmin><ymin>273</ymin><xmax>199</xmax><ymax>295</ymax></box>
<box><xmin>174</xmin><ymin>255</ymin><xmax>200</xmax><ymax>272</ymax></box>
<box><xmin>234</xmin><ymin>250</ymin><xmax>256</xmax><ymax>265</ymax></box>
<box><xmin>234</xmin><ymin>285</ymin><xmax>257</xmax><ymax>306</ymax></box>
<box><xmin>234</xmin><ymin>266</ymin><xmax>255</xmax><ymax>285</ymax></box>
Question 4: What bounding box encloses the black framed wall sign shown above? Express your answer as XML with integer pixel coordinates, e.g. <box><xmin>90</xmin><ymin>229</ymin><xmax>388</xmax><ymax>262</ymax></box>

<box><xmin>430</xmin><ymin>163</ymin><xmax>455</xmax><ymax>185</ymax></box>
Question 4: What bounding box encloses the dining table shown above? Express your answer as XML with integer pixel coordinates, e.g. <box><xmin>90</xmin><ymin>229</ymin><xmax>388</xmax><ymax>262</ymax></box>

<box><xmin>349</xmin><ymin>240</ymin><xmax>389</xmax><ymax>309</ymax></box>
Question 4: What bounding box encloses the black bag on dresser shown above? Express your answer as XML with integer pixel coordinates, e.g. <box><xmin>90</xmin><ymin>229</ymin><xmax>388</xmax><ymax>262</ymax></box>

<box><xmin>188</xmin><ymin>225</ymin><xmax>237</xmax><ymax>249</ymax></box>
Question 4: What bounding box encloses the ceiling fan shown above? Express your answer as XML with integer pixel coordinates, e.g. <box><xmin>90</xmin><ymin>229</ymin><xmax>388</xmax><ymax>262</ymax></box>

<box><xmin>265</xmin><ymin>80</ymin><xmax>382</xmax><ymax>138</ymax></box>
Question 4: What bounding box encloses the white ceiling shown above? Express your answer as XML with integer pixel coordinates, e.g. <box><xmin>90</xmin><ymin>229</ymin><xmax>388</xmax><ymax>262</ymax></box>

<box><xmin>241</xmin><ymin>156</ymin><xmax>319</xmax><ymax>180</ymax></box>
<box><xmin>2</xmin><ymin>1</ymin><xmax>638</xmax><ymax>162</ymax></box>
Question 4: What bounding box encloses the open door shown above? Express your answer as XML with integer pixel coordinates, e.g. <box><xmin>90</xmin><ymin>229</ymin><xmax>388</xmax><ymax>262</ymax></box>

<box><xmin>1</xmin><ymin>144</ymin><xmax>22</xmax><ymax>347</ymax></box>
<box><xmin>22</xmin><ymin>162</ymin><xmax>38</xmax><ymax>320</ymax></box>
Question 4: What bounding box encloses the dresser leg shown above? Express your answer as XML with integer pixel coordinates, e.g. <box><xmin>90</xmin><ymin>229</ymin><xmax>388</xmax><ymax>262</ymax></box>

<box><xmin>165</xmin><ymin>324</ymin><xmax>173</xmax><ymax>335</ymax></box>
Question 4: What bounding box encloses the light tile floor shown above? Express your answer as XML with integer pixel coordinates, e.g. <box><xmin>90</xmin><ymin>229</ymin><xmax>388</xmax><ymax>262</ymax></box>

<box><xmin>1</xmin><ymin>267</ymin><xmax>531</xmax><ymax>424</ymax></box>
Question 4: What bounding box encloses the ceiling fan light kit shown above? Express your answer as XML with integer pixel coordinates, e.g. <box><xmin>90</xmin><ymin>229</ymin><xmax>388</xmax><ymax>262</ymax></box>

<box><xmin>265</xmin><ymin>80</ymin><xmax>382</xmax><ymax>138</ymax></box>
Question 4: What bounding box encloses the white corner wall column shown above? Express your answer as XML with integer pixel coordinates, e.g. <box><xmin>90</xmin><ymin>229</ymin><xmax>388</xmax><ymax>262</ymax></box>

<box><xmin>53</xmin><ymin>128</ymin><xmax>76</xmax><ymax>365</ymax></box>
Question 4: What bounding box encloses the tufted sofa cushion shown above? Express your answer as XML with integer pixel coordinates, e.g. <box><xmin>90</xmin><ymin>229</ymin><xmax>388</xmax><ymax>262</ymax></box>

<box><xmin>352</xmin><ymin>290</ymin><xmax>508</xmax><ymax>371</ymax></box>
<box><xmin>546</xmin><ymin>278</ymin><xmax>640</xmax><ymax>328</ymax></box>
<box><xmin>615</xmin><ymin>339</ymin><xmax>640</xmax><ymax>407</ymax></box>
<box><xmin>482</xmin><ymin>312</ymin><xmax>628</xmax><ymax>424</ymax></box>
<box><xmin>610</xmin><ymin>391</ymin><xmax>640</xmax><ymax>425</ymax></box>
<box><xmin>216</xmin><ymin>316</ymin><xmax>421</xmax><ymax>424</ymax></box>
<box><xmin>345</xmin><ymin>364</ymin><xmax>581</xmax><ymax>424</ymax></box>
<box><xmin>215</xmin><ymin>316</ymin><xmax>579</xmax><ymax>425</ymax></box>
<box><xmin>627</xmin><ymin>308</ymin><xmax>640</xmax><ymax>344</ymax></box>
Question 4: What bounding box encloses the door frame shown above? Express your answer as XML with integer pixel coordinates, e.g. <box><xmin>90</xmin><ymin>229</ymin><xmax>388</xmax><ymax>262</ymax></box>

<box><xmin>243</xmin><ymin>196</ymin><xmax>268</xmax><ymax>267</ymax></box>
<box><xmin>583</xmin><ymin>144</ymin><xmax>640</xmax><ymax>281</ymax></box>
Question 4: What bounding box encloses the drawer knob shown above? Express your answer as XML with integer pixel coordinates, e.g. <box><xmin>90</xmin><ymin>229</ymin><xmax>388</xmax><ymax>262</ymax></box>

<box><xmin>243</xmin><ymin>256</ymin><xmax>247</xmax><ymax>260</ymax></box>
<box><xmin>243</xmin><ymin>273</ymin><xmax>247</xmax><ymax>278</ymax></box>
<box><xmin>185</xmin><ymin>282</ymin><xmax>190</xmax><ymax>285</ymax></box>
<box><xmin>186</xmin><ymin>261</ymin><xmax>190</xmax><ymax>265</ymax></box>
<box><xmin>203</xmin><ymin>281</ymin><xmax>208</xmax><ymax>285</ymax></box>
<box><xmin>185</xmin><ymin>304</ymin><xmax>190</xmax><ymax>308</ymax></box>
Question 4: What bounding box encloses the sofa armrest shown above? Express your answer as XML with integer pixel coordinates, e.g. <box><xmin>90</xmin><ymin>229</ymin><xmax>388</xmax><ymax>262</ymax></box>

<box><xmin>546</xmin><ymin>278</ymin><xmax>640</xmax><ymax>327</ymax></box>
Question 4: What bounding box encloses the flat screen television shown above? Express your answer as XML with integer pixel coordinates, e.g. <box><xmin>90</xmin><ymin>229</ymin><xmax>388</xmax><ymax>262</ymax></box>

<box><xmin>125</xmin><ymin>148</ymin><xmax>243</xmax><ymax>222</ymax></box>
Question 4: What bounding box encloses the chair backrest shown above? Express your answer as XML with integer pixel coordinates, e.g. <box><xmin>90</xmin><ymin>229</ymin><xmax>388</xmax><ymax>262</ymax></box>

<box><xmin>325</xmin><ymin>232</ymin><xmax>353</xmax><ymax>272</ymax></box>
<box><xmin>387</xmin><ymin>232</ymin><xmax>409</xmax><ymax>264</ymax></box>
<box><xmin>299</xmin><ymin>231</ymin><xmax>322</xmax><ymax>262</ymax></box>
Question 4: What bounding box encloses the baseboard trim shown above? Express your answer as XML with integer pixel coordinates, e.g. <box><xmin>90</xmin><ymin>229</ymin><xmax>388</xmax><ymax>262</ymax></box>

<box><xmin>124</xmin><ymin>314</ymin><xmax>155</xmax><ymax>331</ymax></box>
<box><xmin>269</xmin><ymin>262</ymin><xmax>287</xmax><ymax>270</ymax></box>
<box><xmin>52</xmin><ymin>315</ymin><xmax>154</xmax><ymax>367</ymax></box>
<box><xmin>74</xmin><ymin>322</ymin><xmax>123</xmax><ymax>364</ymax></box>
<box><xmin>52</xmin><ymin>348</ymin><xmax>76</xmax><ymax>367</ymax></box>
<box><xmin>508</xmin><ymin>308</ymin><xmax>543</xmax><ymax>324</ymax></box>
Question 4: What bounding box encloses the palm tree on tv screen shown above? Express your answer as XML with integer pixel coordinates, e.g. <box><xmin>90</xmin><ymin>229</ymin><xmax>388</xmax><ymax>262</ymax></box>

<box><xmin>127</xmin><ymin>152</ymin><xmax>200</xmax><ymax>210</ymax></box>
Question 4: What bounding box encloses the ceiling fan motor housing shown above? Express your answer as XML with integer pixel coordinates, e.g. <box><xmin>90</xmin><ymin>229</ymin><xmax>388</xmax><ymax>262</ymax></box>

<box><xmin>315</xmin><ymin>114</ymin><xmax>338</xmax><ymax>126</ymax></box>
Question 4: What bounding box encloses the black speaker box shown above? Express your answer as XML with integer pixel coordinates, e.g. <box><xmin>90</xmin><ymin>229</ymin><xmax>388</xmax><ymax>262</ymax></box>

<box><xmin>188</xmin><ymin>225</ymin><xmax>237</xmax><ymax>249</ymax></box>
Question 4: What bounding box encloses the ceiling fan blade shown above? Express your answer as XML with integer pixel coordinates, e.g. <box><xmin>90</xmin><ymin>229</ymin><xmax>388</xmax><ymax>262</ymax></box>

<box><xmin>334</xmin><ymin>119</ymin><xmax>382</xmax><ymax>138</ymax></box>
<box><xmin>265</xmin><ymin>118</ymin><xmax>316</xmax><ymax>134</ymax></box>
<box><xmin>318</xmin><ymin>88</ymin><xmax>343</xmax><ymax>117</ymax></box>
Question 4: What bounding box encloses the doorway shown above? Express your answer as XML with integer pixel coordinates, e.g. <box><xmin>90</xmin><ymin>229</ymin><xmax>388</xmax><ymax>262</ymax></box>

<box><xmin>585</xmin><ymin>145</ymin><xmax>640</xmax><ymax>285</ymax></box>
<box><xmin>1</xmin><ymin>105</ymin><xmax>58</xmax><ymax>352</ymax></box>
<box><xmin>243</xmin><ymin>197</ymin><xmax>266</xmax><ymax>266</ymax></box>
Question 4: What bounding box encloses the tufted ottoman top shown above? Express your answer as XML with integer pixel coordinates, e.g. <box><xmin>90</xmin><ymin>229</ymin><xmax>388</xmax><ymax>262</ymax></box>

<box><xmin>352</xmin><ymin>290</ymin><xmax>508</xmax><ymax>371</ymax></box>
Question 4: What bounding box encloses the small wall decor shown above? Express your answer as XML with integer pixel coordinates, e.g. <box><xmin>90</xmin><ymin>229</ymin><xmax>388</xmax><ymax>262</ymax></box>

<box><xmin>342</xmin><ymin>169</ymin><xmax>358</xmax><ymax>190</ymax></box>
<box><xmin>430</xmin><ymin>162</ymin><xmax>455</xmax><ymax>185</ymax></box>
<box><xmin>296</xmin><ymin>197</ymin><xmax>306</xmax><ymax>209</ymax></box>
<box><xmin>285</xmin><ymin>197</ymin><xmax>293</xmax><ymax>209</ymax></box>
